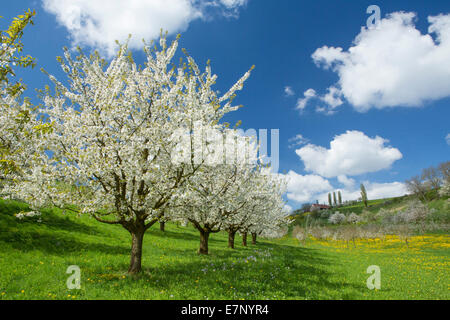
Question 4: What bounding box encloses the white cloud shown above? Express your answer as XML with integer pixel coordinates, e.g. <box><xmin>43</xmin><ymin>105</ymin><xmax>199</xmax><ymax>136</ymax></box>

<box><xmin>446</xmin><ymin>133</ymin><xmax>450</xmax><ymax>145</ymax></box>
<box><xmin>42</xmin><ymin>0</ymin><xmax>247</xmax><ymax>56</ymax></box>
<box><xmin>313</xmin><ymin>46</ymin><xmax>346</xmax><ymax>69</ymax></box>
<box><xmin>284</xmin><ymin>86</ymin><xmax>295</xmax><ymax>97</ymax></box>
<box><xmin>296</xmin><ymin>130</ymin><xmax>402</xmax><ymax>178</ymax></box>
<box><xmin>288</xmin><ymin>134</ymin><xmax>309</xmax><ymax>148</ymax></box>
<box><xmin>311</xmin><ymin>12</ymin><xmax>450</xmax><ymax>112</ymax></box>
<box><xmin>283</xmin><ymin>170</ymin><xmax>333</xmax><ymax>203</ymax></box>
<box><xmin>337</xmin><ymin>175</ymin><xmax>355</xmax><ymax>188</ymax></box>
<box><xmin>296</xmin><ymin>88</ymin><xmax>316</xmax><ymax>110</ymax></box>
<box><xmin>219</xmin><ymin>0</ymin><xmax>247</xmax><ymax>9</ymax></box>
<box><xmin>315</xmin><ymin>105</ymin><xmax>335</xmax><ymax>115</ymax></box>
<box><xmin>283</xmin><ymin>170</ymin><xmax>407</xmax><ymax>205</ymax></box>
<box><xmin>359</xmin><ymin>181</ymin><xmax>409</xmax><ymax>200</ymax></box>
<box><xmin>317</xmin><ymin>181</ymin><xmax>409</xmax><ymax>203</ymax></box>
<box><xmin>284</xmin><ymin>204</ymin><xmax>293</xmax><ymax>214</ymax></box>
<box><xmin>320</xmin><ymin>86</ymin><xmax>343</xmax><ymax>109</ymax></box>
<box><xmin>296</xmin><ymin>87</ymin><xmax>343</xmax><ymax>112</ymax></box>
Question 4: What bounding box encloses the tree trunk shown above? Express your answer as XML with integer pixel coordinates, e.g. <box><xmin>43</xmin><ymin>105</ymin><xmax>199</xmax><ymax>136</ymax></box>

<box><xmin>160</xmin><ymin>221</ymin><xmax>165</xmax><ymax>232</ymax></box>
<box><xmin>228</xmin><ymin>230</ymin><xmax>236</xmax><ymax>249</ymax></box>
<box><xmin>251</xmin><ymin>232</ymin><xmax>257</xmax><ymax>244</ymax></box>
<box><xmin>128</xmin><ymin>230</ymin><xmax>145</xmax><ymax>274</ymax></box>
<box><xmin>198</xmin><ymin>230</ymin><xmax>210</xmax><ymax>255</ymax></box>
<box><xmin>242</xmin><ymin>232</ymin><xmax>247</xmax><ymax>247</ymax></box>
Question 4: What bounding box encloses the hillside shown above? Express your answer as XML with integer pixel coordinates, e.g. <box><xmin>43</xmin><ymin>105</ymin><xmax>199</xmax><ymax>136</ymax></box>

<box><xmin>291</xmin><ymin>193</ymin><xmax>450</xmax><ymax>227</ymax></box>
<box><xmin>0</xmin><ymin>198</ymin><xmax>448</xmax><ymax>300</ymax></box>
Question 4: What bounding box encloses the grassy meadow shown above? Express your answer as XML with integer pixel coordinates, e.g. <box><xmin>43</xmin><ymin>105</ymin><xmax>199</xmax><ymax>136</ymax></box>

<box><xmin>0</xmin><ymin>198</ymin><xmax>449</xmax><ymax>300</ymax></box>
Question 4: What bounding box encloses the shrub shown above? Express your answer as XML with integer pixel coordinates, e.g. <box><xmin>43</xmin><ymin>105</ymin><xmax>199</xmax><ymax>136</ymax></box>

<box><xmin>292</xmin><ymin>226</ymin><xmax>308</xmax><ymax>243</ymax></box>
<box><xmin>328</xmin><ymin>212</ymin><xmax>346</xmax><ymax>225</ymax></box>
<box><xmin>346</xmin><ymin>212</ymin><xmax>361</xmax><ymax>224</ymax></box>
<box><xmin>395</xmin><ymin>199</ymin><xmax>430</xmax><ymax>224</ymax></box>
<box><xmin>361</xmin><ymin>209</ymin><xmax>377</xmax><ymax>223</ymax></box>
<box><xmin>377</xmin><ymin>208</ymin><xmax>397</xmax><ymax>225</ymax></box>
<box><xmin>439</xmin><ymin>180</ymin><xmax>450</xmax><ymax>197</ymax></box>
<box><xmin>320</xmin><ymin>210</ymin><xmax>331</xmax><ymax>219</ymax></box>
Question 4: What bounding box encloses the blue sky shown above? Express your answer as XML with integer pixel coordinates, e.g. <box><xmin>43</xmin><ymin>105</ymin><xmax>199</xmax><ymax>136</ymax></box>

<box><xmin>2</xmin><ymin>0</ymin><xmax>450</xmax><ymax>210</ymax></box>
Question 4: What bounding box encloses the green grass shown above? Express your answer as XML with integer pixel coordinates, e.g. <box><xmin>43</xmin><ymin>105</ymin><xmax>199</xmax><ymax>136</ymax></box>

<box><xmin>0</xmin><ymin>198</ymin><xmax>448</xmax><ymax>300</ymax></box>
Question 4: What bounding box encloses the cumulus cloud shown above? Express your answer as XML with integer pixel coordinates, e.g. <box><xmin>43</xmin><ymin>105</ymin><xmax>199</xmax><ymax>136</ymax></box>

<box><xmin>356</xmin><ymin>181</ymin><xmax>409</xmax><ymax>200</ymax></box>
<box><xmin>316</xmin><ymin>181</ymin><xmax>408</xmax><ymax>204</ymax></box>
<box><xmin>42</xmin><ymin>0</ymin><xmax>247</xmax><ymax>56</ymax></box>
<box><xmin>337</xmin><ymin>175</ymin><xmax>355</xmax><ymax>188</ymax></box>
<box><xmin>314</xmin><ymin>182</ymin><xmax>409</xmax><ymax>204</ymax></box>
<box><xmin>283</xmin><ymin>170</ymin><xmax>333</xmax><ymax>203</ymax></box>
<box><xmin>296</xmin><ymin>89</ymin><xmax>316</xmax><ymax>110</ymax></box>
<box><xmin>284</xmin><ymin>170</ymin><xmax>407</xmax><ymax>204</ymax></box>
<box><xmin>446</xmin><ymin>133</ymin><xmax>450</xmax><ymax>145</ymax></box>
<box><xmin>296</xmin><ymin>87</ymin><xmax>343</xmax><ymax>113</ymax></box>
<box><xmin>296</xmin><ymin>130</ymin><xmax>402</xmax><ymax>178</ymax></box>
<box><xmin>284</xmin><ymin>204</ymin><xmax>293</xmax><ymax>214</ymax></box>
<box><xmin>309</xmin><ymin>12</ymin><xmax>450</xmax><ymax>112</ymax></box>
<box><xmin>310</xmin><ymin>86</ymin><xmax>344</xmax><ymax>115</ymax></box>
<box><xmin>284</xmin><ymin>86</ymin><xmax>295</xmax><ymax>97</ymax></box>
<box><xmin>320</xmin><ymin>86</ymin><xmax>343</xmax><ymax>109</ymax></box>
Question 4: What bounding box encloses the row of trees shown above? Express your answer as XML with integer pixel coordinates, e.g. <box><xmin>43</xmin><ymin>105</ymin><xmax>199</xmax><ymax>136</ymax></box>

<box><xmin>0</xmin><ymin>11</ymin><xmax>289</xmax><ymax>274</ymax></box>
<box><xmin>324</xmin><ymin>186</ymin><xmax>367</xmax><ymax>209</ymax></box>
<box><xmin>327</xmin><ymin>191</ymin><xmax>343</xmax><ymax>207</ymax></box>
<box><xmin>324</xmin><ymin>185</ymin><xmax>368</xmax><ymax>209</ymax></box>
<box><xmin>324</xmin><ymin>199</ymin><xmax>434</xmax><ymax>227</ymax></box>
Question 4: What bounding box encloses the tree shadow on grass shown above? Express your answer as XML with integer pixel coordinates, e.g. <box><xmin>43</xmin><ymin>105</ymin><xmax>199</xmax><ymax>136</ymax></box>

<box><xmin>104</xmin><ymin>242</ymin><xmax>368</xmax><ymax>300</ymax></box>
<box><xmin>0</xmin><ymin>199</ymin><xmax>102</xmax><ymax>237</ymax></box>
<box><xmin>0</xmin><ymin>200</ymin><xmax>132</xmax><ymax>256</ymax></box>
<box><xmin>0</xmin><ymin>228</ymin><xmax>130</xmax><ymax>255</ymax></box>
<box><xmin>147</xmin><ymin>229</ymin><xmax>224</xmax><ymax>244</ymax></box>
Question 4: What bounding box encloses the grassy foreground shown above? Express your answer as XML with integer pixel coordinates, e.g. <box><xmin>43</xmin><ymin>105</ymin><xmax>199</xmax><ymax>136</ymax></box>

<box><xmin>0</xmin><ymin>199</ymin><xmax>448</xmax><ymax>300</ymax></box>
